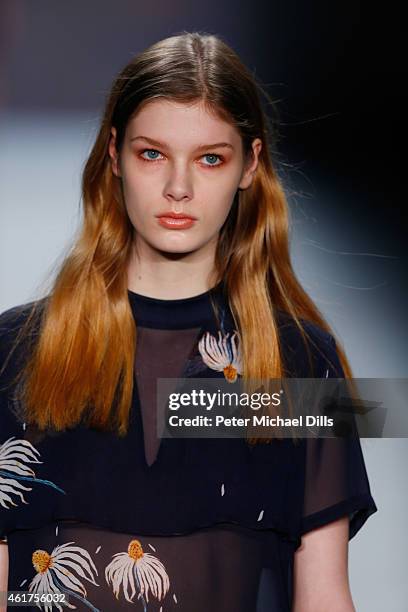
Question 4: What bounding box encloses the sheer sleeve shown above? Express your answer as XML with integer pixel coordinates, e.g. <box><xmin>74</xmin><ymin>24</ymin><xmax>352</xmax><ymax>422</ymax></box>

<box><xmin>300</xmin><ymin>335</ymin><xmax>378</xmax><ymax>539</ymax></box>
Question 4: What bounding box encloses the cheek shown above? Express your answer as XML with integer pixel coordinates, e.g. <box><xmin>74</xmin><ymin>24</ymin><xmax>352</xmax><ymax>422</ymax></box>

<box><xmin>203</xmin><ymin>183</ymin><xmax>238</xmax><ymax>225</ymax></box>
<box><xmin>120</xmin><ymin>184</ymin><xmax>150</xmax><ymax>229</ymax></box>
<box><xmin>120</xmin><ymin>170</ymin><xmax>150</xmax><ymax>212</ymax></box>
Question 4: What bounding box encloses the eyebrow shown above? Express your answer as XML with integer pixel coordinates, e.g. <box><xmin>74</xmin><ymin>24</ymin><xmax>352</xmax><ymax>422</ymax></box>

<box><xmin>130</xmin><ymin>135</ymin><xmax>234</xmax><ymax>151</ymax></box>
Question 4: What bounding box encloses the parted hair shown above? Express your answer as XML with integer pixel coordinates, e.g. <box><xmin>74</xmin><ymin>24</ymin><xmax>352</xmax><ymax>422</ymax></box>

<box><xmin>2</xmin><ymin>31</ymin><xmax>352</xmax><ymax>443</ymax></box>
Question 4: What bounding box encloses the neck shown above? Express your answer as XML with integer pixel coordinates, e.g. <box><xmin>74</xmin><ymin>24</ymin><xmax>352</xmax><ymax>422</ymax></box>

<box><xmin>126</xmin><ymin>237</ymin><xmax>219</xmax><ymax>299</ymax></box>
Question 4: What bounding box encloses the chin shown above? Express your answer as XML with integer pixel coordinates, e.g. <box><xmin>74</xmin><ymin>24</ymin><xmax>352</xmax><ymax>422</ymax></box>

<box><xmin>151</xmin><ymin>235</ymin><xmax>205</xmax><ymax>254</ymax></box>
<box><xmin>158</xmin><ymin>245</ymin><xmax>199</xmax><ymax>256</ymax></box>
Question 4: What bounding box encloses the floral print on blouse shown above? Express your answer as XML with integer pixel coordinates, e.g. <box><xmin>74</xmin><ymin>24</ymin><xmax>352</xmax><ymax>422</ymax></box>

<box><xmin>0</xmin><ymin>285</ymin><xmax>378</xmax><ymax>611</ymax></box>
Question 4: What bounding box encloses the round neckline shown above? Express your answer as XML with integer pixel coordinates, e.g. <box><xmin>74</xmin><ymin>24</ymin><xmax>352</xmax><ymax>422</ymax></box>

<box><xmin>127</xmin><ymin>280</ymin><xmax>224</xmax><ymax>305</ymax></box>
<box><xmin>126</xmin><ymin>280</ymin><xmax>226</xmax><ymax>329</ymax></box>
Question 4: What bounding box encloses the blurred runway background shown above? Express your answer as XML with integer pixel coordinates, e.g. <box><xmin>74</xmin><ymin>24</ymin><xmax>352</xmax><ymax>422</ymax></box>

<box><xmin>0</xmin><ymin>1</ymin><xmax>405</xmax><ymax>609</ymax></box>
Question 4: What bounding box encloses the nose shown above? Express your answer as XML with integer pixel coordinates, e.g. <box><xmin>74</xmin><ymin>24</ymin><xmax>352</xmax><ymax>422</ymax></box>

<box><xmin>164</xmin><ymin>165</ymin><xmax>193</xmax><ymax>205</ymax></box>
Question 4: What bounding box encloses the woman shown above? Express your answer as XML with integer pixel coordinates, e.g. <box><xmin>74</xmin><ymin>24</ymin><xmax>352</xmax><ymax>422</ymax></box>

<box><xmin>0</xmin><ymin>32</ymin><xmax>377</xmax><ymax>611</ymax></box>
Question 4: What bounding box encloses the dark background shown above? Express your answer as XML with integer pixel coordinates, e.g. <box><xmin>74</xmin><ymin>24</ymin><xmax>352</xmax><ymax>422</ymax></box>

<box><xmin>0</xmin><ymin>0</ymin><xmax>405</xmax><ymax>375</ymax></box>
<box><xmin>0</xmin><ymin>3</ymin><xmax>405</xmax><ymax>609</ymax></box>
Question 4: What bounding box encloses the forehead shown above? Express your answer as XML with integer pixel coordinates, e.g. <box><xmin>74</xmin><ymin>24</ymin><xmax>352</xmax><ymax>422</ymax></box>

<box><xmin>126</xmin><ymin>99</ymin><xmax>240</xmax><ymax>148</ymax></box>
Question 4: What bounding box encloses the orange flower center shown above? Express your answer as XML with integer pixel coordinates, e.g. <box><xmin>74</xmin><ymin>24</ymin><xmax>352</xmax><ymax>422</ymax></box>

<box><xmin>223</xmin><ymin>364</ymin><xmax>237</xmax><ymax>382</ymax></box>
<box><xmin>32</xmin><ymin>550</ymin><xmax>52</xmax><ymax>573</ymax></box>
<box><xmin>128</xmin><ymin>539</ymin><xmax>144</xmax><ymax>560</ymax></box>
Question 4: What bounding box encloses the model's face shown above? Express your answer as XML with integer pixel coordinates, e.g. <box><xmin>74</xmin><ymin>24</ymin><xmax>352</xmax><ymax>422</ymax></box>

<box><xmin>108</xmin><ymin>99</ymin><xmax>261</xmax><ymax>257</ymax></box>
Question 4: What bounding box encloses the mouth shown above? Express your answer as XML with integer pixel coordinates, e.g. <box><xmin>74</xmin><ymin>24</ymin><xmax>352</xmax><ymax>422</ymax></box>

<box><xmin>156</xmin><ymin>212</ymin><xmax>197</xmax><ymax>220</ymax></box>
<box><xmin>156</xmin><ymin>215</ymin><xmax>196</xmax><ymax>229</ymax></box>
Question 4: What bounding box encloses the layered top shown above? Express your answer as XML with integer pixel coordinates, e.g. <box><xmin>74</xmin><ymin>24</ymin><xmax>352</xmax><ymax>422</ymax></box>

<box><xmin>0</xmin><ymin>281</ymin><xmax>377</xmax><ymax>611</ymax></box>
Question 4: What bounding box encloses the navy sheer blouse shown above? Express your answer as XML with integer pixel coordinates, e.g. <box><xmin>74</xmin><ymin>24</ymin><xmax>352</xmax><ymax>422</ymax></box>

<box><xmin>0</xmin><ymin>281</ymin><xmax>377</xmax><ymax>611</ymax></box>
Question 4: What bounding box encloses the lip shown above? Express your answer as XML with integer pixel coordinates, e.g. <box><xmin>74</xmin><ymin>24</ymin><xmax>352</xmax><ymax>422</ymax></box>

<box><xmin>157</xmin><ymin>216</ymin><xmax>196</xmax><ymax>230</ymax></box>
<box><xmin>156</xmin><ymin>212</ymin><xmax>197</xmax><ymax>220</ymax></box>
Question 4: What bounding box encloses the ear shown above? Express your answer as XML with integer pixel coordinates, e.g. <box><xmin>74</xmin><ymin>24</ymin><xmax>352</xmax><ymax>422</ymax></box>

<box><xmin>108</xmin><ymin>127</ymin><xmax>121</xmax><ymax>177</ymax></box>
<box><xmin>238</xmin><ymin>138</ymin><xmax>262</xmax><ymax>190</ymax></box>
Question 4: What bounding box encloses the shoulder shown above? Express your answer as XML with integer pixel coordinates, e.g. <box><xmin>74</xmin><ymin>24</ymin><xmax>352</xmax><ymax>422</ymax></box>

<box><xmin>0</xmin><ymin>300</ymin><xmax>39</xmax><ymax>330</ymax></box>
<box><xmin>0</xmin><ymin>298</ymin><xmax>47</xmax><ymax>384</ymax></box>
<box><xmin>0</xmin><ymin>301</ymin><xmax>46</xmax><ymax>447</ymax></box>
<box><xmin>275</xmin><ymin>310</ymin><xmax>344</xmax><ymax>378</ymax></box>
<box><xmin>0</xmin><ymin>298</ymin><xmax>45</xmax><ymax>345</ymax></box>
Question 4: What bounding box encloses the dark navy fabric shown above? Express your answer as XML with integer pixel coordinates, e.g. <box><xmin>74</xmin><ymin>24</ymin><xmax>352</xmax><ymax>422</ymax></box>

<box><xmin>0</xmin><ymin>282</ymin><xmax>377</xmax><ymax>611</ymax></box>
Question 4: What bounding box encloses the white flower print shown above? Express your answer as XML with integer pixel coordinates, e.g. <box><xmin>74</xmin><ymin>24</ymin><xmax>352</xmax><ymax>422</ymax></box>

<box><xmin>0</xmin><ymin>437</ymin><xmax>65</xmax><ymax>509</ymax></box>
<box><xmin>198</xmin><ymin>330</ymin><xmax>243</xmax><ymax>382</ymax></box>
<box><xmin>27</xmin><ymin>541</ymin><xmax>100</xmax><ymax>611</ymax></box>
<box><xmin>105</xmin><ymin>538</ymin><xmax>170</xmax><ymax>609</ymax></box>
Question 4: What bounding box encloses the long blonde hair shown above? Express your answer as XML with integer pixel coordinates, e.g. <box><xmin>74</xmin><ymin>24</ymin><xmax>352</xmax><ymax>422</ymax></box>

<box><xmin>2</xmin><ymin>32</ymin><xmax>352</xmax><ymax>442</ymax></box>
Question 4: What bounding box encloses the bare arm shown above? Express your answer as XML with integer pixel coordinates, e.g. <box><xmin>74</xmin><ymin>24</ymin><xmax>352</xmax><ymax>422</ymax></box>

<box><xmin>292</xmin><ymin>517</ymin><xmax>356</xmax><ymax>612</ymax></box>
<box><xmin>0</xmin><ymin>542</ymin><xmax>8</xmax><ymax>612</ymax></box>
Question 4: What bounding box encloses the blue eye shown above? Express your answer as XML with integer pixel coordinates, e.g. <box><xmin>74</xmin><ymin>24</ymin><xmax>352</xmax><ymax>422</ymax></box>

<box><xmin>139</xmin><ymin>148</ymin><xmax>223</xmax><ymax>167</ymax></box>
<box><xmin>141</xmin><ymin>149</ymin><xmax>163</xmax><ymax>161</ymax></box>
<box><xmin>202</xmin><ymin>154</ymin><xmax>222</xmax><ymax>166</ymax></box>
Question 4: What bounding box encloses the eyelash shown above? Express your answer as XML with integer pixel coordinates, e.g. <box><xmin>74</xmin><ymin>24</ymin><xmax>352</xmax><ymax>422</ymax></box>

<box><xmin>138</xmin><ymin>148</ymin><xmax>224</xmax><ymax>168</ymax></box>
